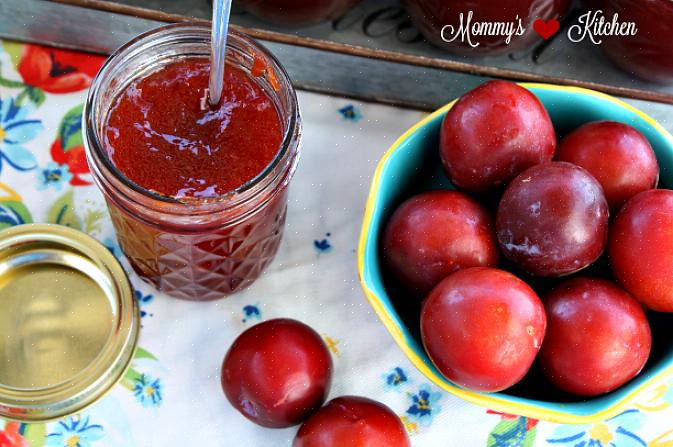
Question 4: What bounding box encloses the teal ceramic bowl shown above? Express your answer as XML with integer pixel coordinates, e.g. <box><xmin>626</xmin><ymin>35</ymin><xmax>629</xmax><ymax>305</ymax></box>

<box><xmin>358</xmin><ymin>83</ymin><xmax>673</xmax><ymax>424</ymax></box>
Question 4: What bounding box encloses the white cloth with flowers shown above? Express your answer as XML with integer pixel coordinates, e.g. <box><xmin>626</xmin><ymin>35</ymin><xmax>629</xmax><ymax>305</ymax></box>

<box><xmin>0</xmin><ymin>39</ymin><xmax>673</xmax><ymax>447</ymax></box>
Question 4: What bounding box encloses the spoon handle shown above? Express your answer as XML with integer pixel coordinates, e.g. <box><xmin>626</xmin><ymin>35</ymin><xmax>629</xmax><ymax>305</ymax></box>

<box><xmin>209</xmin><ymin>0</ymin><xmax>233</xmax><ymax>107</ymax></box>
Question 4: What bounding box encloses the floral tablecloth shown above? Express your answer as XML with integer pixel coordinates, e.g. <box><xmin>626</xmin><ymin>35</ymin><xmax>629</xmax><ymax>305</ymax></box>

<box><xmin>1</xmin><ymin>39</ymin><xmax>673</xmax><ymax>447</ymax></box>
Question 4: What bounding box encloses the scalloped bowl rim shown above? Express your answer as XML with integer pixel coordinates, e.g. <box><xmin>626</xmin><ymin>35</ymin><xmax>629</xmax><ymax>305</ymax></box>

<box><xmin>357</xmin><ymin>82</ymin><xmax>673</xmax><ymax>424</ymax></box>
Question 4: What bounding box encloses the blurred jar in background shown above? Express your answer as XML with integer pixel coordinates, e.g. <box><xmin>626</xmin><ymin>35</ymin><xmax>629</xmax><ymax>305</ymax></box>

<box><xmin>597</xmin><ymin>0</ymin><xmax>673</xmax><ymax>84</ymax></box>
<box><xmin>402</xmin><ymin>0</ymin><xmax>571</xmax><ymax>56</ymax></box>
<box><xmin>236</xmin><ymin>0</ymin><xmax>362</xmax><ymax>27</ymax></box>
<box><xmin>580</xmin><ymin>0</ymin><xmax>601</xmax><ymax>9</ymax></box>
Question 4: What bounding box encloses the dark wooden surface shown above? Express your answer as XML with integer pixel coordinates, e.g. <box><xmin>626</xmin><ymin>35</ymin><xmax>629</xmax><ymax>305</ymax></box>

<box><xmin>1</xmin><ymin>0</ymin><xmax>673</xmax><ymax>116</ymax></box>
<box><xmin>93</xmin><ymin>0</ymin><xmax>673</xmax><ymax>104</ymax></box>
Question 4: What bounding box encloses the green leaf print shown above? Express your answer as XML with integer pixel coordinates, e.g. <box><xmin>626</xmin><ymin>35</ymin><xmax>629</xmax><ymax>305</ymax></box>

<box><xmin>0</xmin><ymin>200</ymin><xmax>33</xmax><ymax>230</ymax></box>
<box><xmin>23</xmin><ymin>422</ymin><xmax>47</xmax><ymax>447</ymax></box>
<box><xmin>0</xmin><ymin>75</ymin><xmax>24</xmax><ymax>89</ymax></box>
<box><xmin>83</xmin><ymin>208</ymin><xmax>105</xmax><ymax>236</ymax></box>
<box><xmin>58</xmin><ymin>104</ymin><xmax>84</xmax><ymax>151</ymax></box>
<box><xmin>134</xmin><ymin>347</ymin><xmax>159</xmax><ymax>362</ymax></box>
<box><xmin>121</xmin><ymin>367</ymin><xmax>143</xmax><ymax>392</ymax></box>
<box><xmin>1</xmin><ymin>41</ymin><xmax>23</xmax><ymax>67</ymax></box>
<box><xmin>47</xmin><ymin>190</ymin><xmax>82</xmax><ymax>230</ymax></box>
<box><xmin>26</xmin><ymin>87</ymin><xmax>45</xmax><ymax>107</ymax></box>
<box><xmin>121</xmin><ymin>348</ymin><xmax>160</xmax><ymax>388</ymax></box>
<box><xmin>487</xmin><ymin>418</ymin><xmax>537</xmax><ymax>447</ymax></box>
<box><xmin>15</xmin><ymin>86</ymin><xmax>45</xmax><ymax>107</ymax></box>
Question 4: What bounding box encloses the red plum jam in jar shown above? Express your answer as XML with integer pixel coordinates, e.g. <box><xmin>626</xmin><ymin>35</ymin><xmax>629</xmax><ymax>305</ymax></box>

<box><xmin>84</xmin><ymin>24</ymin><xmax>301</xmax><ymax>300</ymax></box>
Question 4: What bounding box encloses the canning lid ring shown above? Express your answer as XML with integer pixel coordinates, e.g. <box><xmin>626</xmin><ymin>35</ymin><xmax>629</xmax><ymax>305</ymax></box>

<box><xmin>0</xmin><ymin>224</ymin><xmax>139</xmax><ymax>422</ymax></box>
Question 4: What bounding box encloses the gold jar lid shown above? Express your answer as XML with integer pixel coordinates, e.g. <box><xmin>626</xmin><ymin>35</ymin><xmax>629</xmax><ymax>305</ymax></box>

<box><xmin>0</xmin><ymin>224</ymin><xmax>139</xmax><ymax>422</ymax></box>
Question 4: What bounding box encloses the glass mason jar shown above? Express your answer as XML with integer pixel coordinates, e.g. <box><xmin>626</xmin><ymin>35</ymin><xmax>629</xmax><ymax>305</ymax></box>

<box><xmin>84</xmin><ymin>23</ymin><xmax>301</xmax><ymax>301</ymax></box>
<box><xmin>237</xmin><ymin>0</ymin><xmax>362</xmax><ymax>27</ymax></box>
<box><xmin>402</xmin><ymin>0</ymin><xmax>571</xmax><ymax>56</ymax></box>
<box><xmin>597</xmin><ymin>0</ymin><xmax>673</xmax><ymax>84</ymax></box>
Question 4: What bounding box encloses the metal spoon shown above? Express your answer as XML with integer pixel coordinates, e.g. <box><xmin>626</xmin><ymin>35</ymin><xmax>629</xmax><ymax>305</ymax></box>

<box><xmin>208</xmin><ymin>0</ymin><xmax>233</xmax><ymax>107</ymax></box>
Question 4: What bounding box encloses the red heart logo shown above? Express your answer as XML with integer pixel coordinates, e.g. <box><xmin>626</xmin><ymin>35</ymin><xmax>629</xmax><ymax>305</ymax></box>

<box><xmin>533</xmin><ymin>18</ymin><xmax>561</xmax><ymax>40</ymax></box>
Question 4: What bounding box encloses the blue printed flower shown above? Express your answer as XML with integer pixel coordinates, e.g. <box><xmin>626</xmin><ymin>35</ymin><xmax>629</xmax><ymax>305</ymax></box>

<box><xmin>133</xmin><ymin>374</ymin><xmax>163</xmax><ymax>408</ymax></box>
<box><xmin>46</xmin><ymin>416</ymin><xmax>104</xmax><ymax>447</ymax></box>
<box><xmin>36</xmin><ymin>162</ymin><xmax>73</xmax><ymax>191</ymax></box>
<box><xmin>383</xmin><ymin>367</ymin><xmax>409</xmax><ymax>391</ymax></box>
<box><xmin>0</xmin><ymin>96</ymin><xmax>41</xmax><ymax>173</ymax></box>
<box><xmin>242</xmin><ymin>304</ymin><xmax>261</xmax><ymax>323</ymax></box>
<box><xmin>406</xmin><ymin>384</ymin><xmax>442</xmax><ymax>426</ymax></box>
<box><xmin>102</xmin><ymin>237</ymin><xmax>122</xmax><ymax>259</ymax></box>
<box><xmin>338</xmin><ymin>104</ymin><xmax>362</xmax><ymax>122</ymax></box>
<box><xmin>547</xmin><ymin>409</ymin><xmax>646</xmax><ymax>447</ymax></box>
<box><xmin>314</xmin><ymin>232</ymin><xmax>333</xmax><ymax>254</ymax></box>
<box><xmin>135</xmin><ymin>289</ymin><xmax>154</xmax><ymax>318</ymax></box>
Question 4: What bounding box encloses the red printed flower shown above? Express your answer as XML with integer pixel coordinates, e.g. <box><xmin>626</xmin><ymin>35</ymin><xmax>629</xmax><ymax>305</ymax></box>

<box><xmin>50</xmin><ymin>104</ymin><xmax>91</xmax><ymax>186</ymax></box>
<box><xmin>0</xmin><ymin>423</ymin><xmax>28</xmax><ymax>447</ymax></box>
<box><xmin>17</xmin><ymin>44</ymin><xmax>105</xmax><ymax>94</ymax></box>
